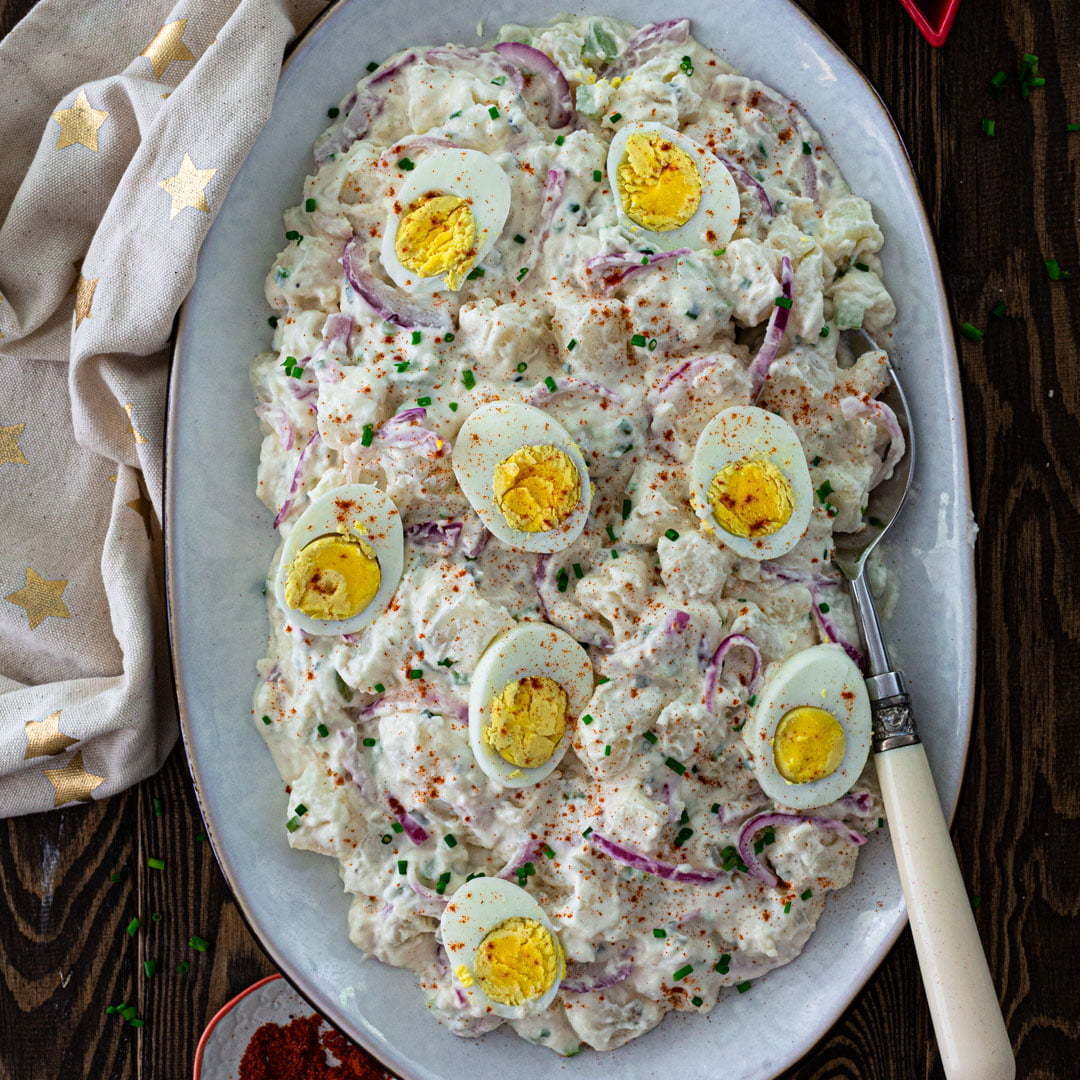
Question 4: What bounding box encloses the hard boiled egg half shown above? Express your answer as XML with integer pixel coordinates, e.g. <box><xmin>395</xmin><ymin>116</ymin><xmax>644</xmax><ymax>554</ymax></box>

<box><xmin>380</xmin><ymin>148</ymin><xmax>511</xmax><ymax>292</ymax></box>
<box><xmin>452</xmin><ymin>401</ymin><xmax>592</xmax><ymax>552</ymax></box>
<box><xmin>440</xmin><ymin>876</ymin><xmax>565</xmax><ymax>1018</ymax></box>
<box><xmin>274</xmin><ymin>484</ymin><xmax>403</xmax><ymax>636</ymax></box>
<box><xmin>747</xmin><ymin>643</ymin><xmax>871</xmax><ymax>809</ymax></box>
<box><xmin>469</xmin><ymin>622</ymin><xmax>593</xmax><ymax>788</ymax></box>
<box><xmin>689</xmin><ymin>405</ymin><xmax>812</xmax><ymax>560</ymax></box>
<box><xmin>606</xmin><ymin>122</ymin><xmax>740</xmax><ymax>252</ymax></box>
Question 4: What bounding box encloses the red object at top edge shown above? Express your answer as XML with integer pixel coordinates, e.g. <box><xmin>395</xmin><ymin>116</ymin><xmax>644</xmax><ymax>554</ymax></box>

<box><xmin>898</xmin><ymin>0</ymin><xmax>963</xmax><ymax>47</ymax></box>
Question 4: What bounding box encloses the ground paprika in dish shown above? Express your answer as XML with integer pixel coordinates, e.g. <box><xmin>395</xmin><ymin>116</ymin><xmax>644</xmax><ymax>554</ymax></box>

<box><xmin>237</xmin><ymin>1013</ymin><xmax>393</xmax><ymax>1080</ymax></box>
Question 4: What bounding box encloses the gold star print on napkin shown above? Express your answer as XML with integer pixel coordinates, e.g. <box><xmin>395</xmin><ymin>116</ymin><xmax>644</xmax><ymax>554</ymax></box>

<box><xmin>52</xmin><ymin>91</ymin><xmax>108</xmax><ymax>151</ymax></box>
<box><xmin>141</xmin><ymin>19</ymin><xmax>195</xmax><ymax>80</ymax></box>
<box><xmin>158</xmin><ymin>154</ymin><xmax>216</xmax><ymax>219</ymax></box>
<box><xmin>5</xmin><ymin>568</ymin><xmax>71</xmax><ymax>630</ymax></box>
<box><xmin>43</xmin><ymin>751</ymin><xmax>105</xmax><ymax>807</ymax></box>
<box><xmin>0</xmin><ymin>0</ymin><xmax>325</xmax><ymax>818</ymax></box>
<box><xmin>24</xmin><ymin>711</ymin><xmax>79</xmax><ymax>759</ymax></box>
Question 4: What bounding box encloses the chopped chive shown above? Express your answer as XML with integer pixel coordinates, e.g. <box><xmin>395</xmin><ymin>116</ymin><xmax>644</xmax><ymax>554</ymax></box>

<box><xmin>143</xmin><ymin>959</ymin><xmax>157</xmax><ymax>978</ymax></box>
<box><xmin>736</xmin><ymin>981</ymin><xmax>751</xmax><ymax>993</ymax></box>
<box><xmin>593</xmin><ymin>169</ymin><xmax>603</xmax><ymax>182</ymax></box>
<box><xmin>567</xmin><ymin>338</ymin><xmax>577</xmax><ymax>351</ymax></box>
<box><xmin>653</xmin><ymin>928</ymin><xmax>667</xmax><ymax>938</ymax></box>
<box><xmin>820</xmin><ymin>325</ymin><xmax>830</xmax><ymax>338</ymax></box>
<box><xmin>597</xmin><ymin>676</ymin><xmax>610</xmax><ymax>684</ymax></box>
<box><xmin>672</xmin><ymin>964</ymin><xmax>693</xmax><ymax>981</ymax></box>
<box><xmin>381</xmin><ymin>834</ymin><xmax>392</xmax><ymax>844</ymax></box>
<box><xmin>572</xmin><ymin>563</ymin><xmax>584</xmax><ymax>579</ymax></box>
<box><xmin>680</xmin><ymin>55</ymin><xmax>694</xmax><ymax>76</ymax></box>
<box><xmin>991</xmin><ymin>301</ymin><xmax>1007</xmax><ymax>317</ymax></box>
<box><xmin>692</xmin><ymin>996</ymin><xmax>704</xmax><ymax>1006</ymax></box>
<box><xmin>748</xmin><ymin>694</ymin><xmax>758</xmax><ymax>707</ymax></box>
<box><xmin>581</xmin><ymin>714</ymin><xmax>594</xmax><ymax>725</ymax></box>
<box><xmin>664</xmin><ymin>756</ymin><xmax>686</xmax><ymax>775</ymax></box>
<box><xmin>801</xmin><ymin>140</ymin><xmax>812</xmax><ymax>155</ymax></box>
<box><xmin>544</xmin><ymin>375</ymin><xmax>558</xmax><ymax>393</ymax></box>
<box><xmin>643</xmin><ymin>730</ymin><xmax>658</xmax><ymax>744</ymax></box>
<box><xmin>541</xmin><ymin>844</ymin><xmax>556</xmax><ymax>858</ymax></box>
<box><xmin>1067</xmin><ymin>123</ymin><xmax>1080</xmax><ymax>132</ymax></box>
<box><xmin>304</xmin><ymin>198</ymin><xmax>316</xmax><ymax>212</ymax></box>
<box><xmin>783</xmin><ymin>901</ymin><xmax>792</xmax><ymax>913</ymax></box>
<box><xmin>488</xmin><ymin>106</ymin><xmax>500</xmax><ymax>119</ymax></box>
<box><xmin>261</xmin><ymin>715</ymin><xmax>272</xmax><ymax>726</ymax></box>
<box><xmin>408</xmin><ymin>668</ymin><xmax>423</xmax><ymax>679</ymax></box>
<box><xmin>811</xmin><ymin>455</ymin><xmax>822</xmax><ymax>466</ymax></box>
<box><xmin>609</xmin><ymin>112</ymin><xmax>622</xmax><ymax>123</ymax></box>
<box><xmin>444</xmin><ymin>834</ymin><xmax>458</xmax><ymax>848</ymax></box>
<box><xmin>854</xmin><ymin>262</ymin><xmax>870</xmax><ymax>272</ymax></box>
<box><xmin>959</xmin><ymin>322</ymin><xmax>984</xmax><ymax>343</ymax></box>
<box><xmin>774</xmin><ymin>295</ymin><xmax>793</xmax><ymax>309</ymax></box>
<box><xmin>195</xmin><ymin>831</ymin><xmax>206</xmax><ymax>843</ymax></box>
<box><xmin>362</xmin><ymin>737</ymin><xmax>377</xmax><ymax>747</ymax></box>
<box><xmin>981</xmin><ymin>118</ymin><xmax>996</xmax><ymax>137</ymax></box>
<box><xmin>110</xmin><ymin>871</ymin><xmax>125</xmax><ymax>883</ymax></box>
<box><xmin>435</xmin><ymin>871</ymin><xmax>452</xmax><ymax>895</ymax></box>
<box><xmin>361</xmin><ymin>424</ymin><xmax>374</xmax><ymax>447</ymax></box>
<box><xmin>126</xmin><ymin>918</ymin><xmax>140</xmax><ymax>936</ymax></box>
<box><xmin>818</xmin><ymin>602</ymin><xmax>831</xmax><ymax>614</ymax></box>
<box><xmin>411</xmin><ymin>330</ymin><xmax>422</xmax><ymax>345</ymax></box>
<box><xmin>373</xmin><ymin>682</ymin><xmax>385</xmax><ymax>693</ymax></box>
<box><xmin>397</xmin><ymin>860</ymin><xmax>408</xmax><ymax>874</ymax></box>
<box><xmin>800</xmin><ymin>888</ymin><xmax>813</xmax><ymax>901</ymax></box>
<box><xmin>416</xmin><ymin>396</ymin><xmax>432</xmax><ymax>407</ymax></box>
<box><xmin>391</xmin><ymin>821</ymin><xmax>404</xmax><ymax>833</ymax></box>
<box><xmin>713</xmin><ymin>248</ymin><xmax>726</xmax><ymax>257</ymax></box>
<box><xmin>397</xmin><ymin>157</ymin><xmax>415</xmax><ymax>171</ymax></box>
<box><xmin>396</xmin><ymin>360</ymin><xmax>410</xmax><ymax>372</ymax></box>
<box><xmin>604</xmin><ymin>744</ymin><xmax>612</xmax><ymax>757</ymax></box>
<box><xmin>466</xmin><ymin>267</ymin><xmax>485</xmax><ymax>281</ymax></box>
<box><xmin>606</xmin><ymin>524</ymin><xmax>618</xmax><ymax>543</ymax></box>
<box><xmin>147</xmin><ymin>857</ymin><xmax>165</xmax><ymax>871</ymax></box>
<box><xmin>449</xmin><ymin>402</ymin><xmax>459</xmax><ymax>412</ymax></box>
<box><xmin>491</xmin><ymin>75</ymin><xmax>507</xmax><ymax>86</ymax></box>
<box><xmin>816</xmin><ymin>479</ymin><xmax>834</xmax><ymax>503</ymax></box>
<box><xmin>630</xmin><ymin>333</ymin><xmax>647</xmax><ymax>347</ymax></box>
<box><xmin>715</xmin><ymin>953</ymin><xmax>731</xmax><ymax>972</ymax></box>
<box><xmin>461</xmin><ymin>368</ymin><xmax>476</xmax><ymax>389</ymax></box>
<box><xmin>610</xmin><ymin>548</ymin><xmax>619</xmax><ymax>558</ymax></box>
<box><xmin>513</xmin><ymin>233</ymin><xmax>526</xmax><ymax>244</ymax></box>
<box><xmin>1045</xmin><ymin>259</ymin><xmax>1072</xmax><ymax>281</ymax></box>
<box><xmin>516</xmin><ymin>267</ymin><xmax>529</xmax><ymax>281</ymax></box>
<box><xmin>622</xmin><ymin>498</ymin><xmax>632</xmax><ymax>520</ymax></box>
<box><xmin>189</xmin><ymin>934</ymin><xmax>210</xmax><ymax>952</ymax></box>
<box><xmin>285</xmin><ymin>229</ymin><xmax>301</xmax><ymax>241</ymax></box>
<box><xmin>569</xmin><ymin>203</ymin><xmax>580</xmax><ymax>212</ymax></box>
<box><xmin>556</xmin><ymin>568</ymin><xmax>569</xmax><ymax>593</ymax></box>
<box><xmin>555</xmin><ymin>135</ymin><xmax>565</xmax><ymax>146</ymax></box>
<box><xmin>176</xmin><ymin>960</ymin><xmax>191</xmax><ymax>973</ymax></box>
<box><xmin>443</xmin><ymin>333</ymin><xmax>455</xmax><ymax>344</ymax></box>
<box><xmin>286</xmin><ymin>816</ymin><xmax>301</xmax><ymax>832</ymax></box>
<box><xmin>868</xmin><ymin>516</ymin><xmax>885</xmax><ymax>528</ymax></box>
<box><xmin>268</xmin><ymin>316</ymin><xmax>278</xmax><ymax>328</ymax></box>
<box><xmin>582</xmin><ymin>826</ymin><xmax>593</xmax><ymax>838</ymax></box>
<box><xmin>674</xmin><ymin>827</ymin><xmax>693</xmax><ymax>847</ymax></box>
<box><xmin>366</xmin><ymin>61</ymin><xmax>379</xmax><ymax>72</ymax></box>
<box><xmin>448</xmin><ymin>110</ymin><xmax>461</xmax><ymax>119</ymax></box>
<box><xmin>647</xmin><ymin>338</ymin><xmax>657</xmax><ymax>351</ymax></box>
<box><xmin>989</xmin><ymin>70</ymin><xmax>1007</xmax><ymax>90</ymax></box>
<box><xmin>152</xmin><ymin>797</ymin><xmax>164</xmax><ymax>818</ymax></box>
<box><xmin>327</xmin><ymin>105</ymin><xmax>340</xmax><ymax>118</ymax></box>
<box><xmin>437</xmin><ymin>657</ymin><xmax>456</xmax><ymax>667</ymax></box>
<box><xmin>664</xmin><ymin>528</ymin><xmax>679</xmax><ymax>541</ymax></box>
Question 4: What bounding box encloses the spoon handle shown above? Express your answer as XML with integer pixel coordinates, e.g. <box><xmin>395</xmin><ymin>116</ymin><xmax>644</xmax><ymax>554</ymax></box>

<box><xmin>875</xmin><ymin>727</ymin><xmax>1015</xmax><ymax>1080</ymax></box>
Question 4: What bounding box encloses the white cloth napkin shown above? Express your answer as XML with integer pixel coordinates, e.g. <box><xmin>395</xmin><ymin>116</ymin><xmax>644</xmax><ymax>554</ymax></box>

<box><xmin>0</xmin><ymin>0</ymin><xmax>325</xmax><ymax>815</ymax></box>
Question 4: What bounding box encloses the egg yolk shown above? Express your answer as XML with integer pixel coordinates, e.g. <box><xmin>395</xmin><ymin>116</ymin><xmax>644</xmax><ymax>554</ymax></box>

<box><xmin>473</xmin><ymin>916</ymin><xmax>565</xmax><ymax>1006</ymax></box>
<box><xmin>283</xmin><ymin>532</ymin><xmax>381</xmax><ymax>621</ymax></box>
<box><xmin>708</xmin><ymin>458</ymin><xmax>794</xmax><ymax>539</ymax></box>
<box><xmin>484</xmin><ymin>675</ymin><xmax>568</xmax><ymax>768</ymax></box>
<box><xmin>394</xmin><ymin>193</ymin><xmax>477</xmax><ymax>289</ymax></box>
<box><xmin>493</xmin><ymin>444</ymin><xmax>580</xmax><ymax>533</ymax></box>
<box><xmin>616</xmin><ymin>131</ymin><xmax>702</xmax><ymax>232</ymax></box>
<box><xmin>773</xmin><ymin>706</ymin><xmax>846</xmax><ymax>784</ymax></box>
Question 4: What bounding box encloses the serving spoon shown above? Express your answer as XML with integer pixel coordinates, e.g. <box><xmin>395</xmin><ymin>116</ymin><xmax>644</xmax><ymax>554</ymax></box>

<box><xmin>833</xmin><ymin>333</ymin><xmax>1014</xmax><ymax>1080</ymax></box>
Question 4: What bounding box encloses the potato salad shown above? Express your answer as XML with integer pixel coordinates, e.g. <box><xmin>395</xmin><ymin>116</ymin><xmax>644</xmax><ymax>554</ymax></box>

<box><xmin>252</xmin><ymin>15</ymin><xmax>903</xmax><ymax>1056</ymax></box>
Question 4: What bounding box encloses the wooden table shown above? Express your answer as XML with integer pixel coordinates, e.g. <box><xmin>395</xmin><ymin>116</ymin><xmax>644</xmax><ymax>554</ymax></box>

<box><xmin>2</xmin><ymin>1</ymin><xmax>1077</xmax><ymax>1076</ymax></box>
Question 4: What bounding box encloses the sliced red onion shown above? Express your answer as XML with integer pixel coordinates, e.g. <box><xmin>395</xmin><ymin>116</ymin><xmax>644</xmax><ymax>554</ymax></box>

<box><xmin>838</xmin><ymin>790</ymin><xmax>874</xmax><ymax>815</ymax></box>
<box><xmin>654</xmin><ymin>354</ymin><xmax>719</xmax><ymax>397</ymax></box>
<box><xmin>494</xmin><ymin>42</ymin><xmax>573</xmax><ymax>128</ymax></box>
<box><xmin>803</xmin><ymin>153</ymin><xmax>819</xmax><ymax>203</ymax></box>
<box><xmin>388</xmin><ymin>795</ymin><xmax>429</xmax><ymax>846</ymax></box>
<box><xmin>405</xmin><ymin>520</ymin><xmax>464</xmax><ymax>551</ymax></box>
<box><xmin>315</xmin><ymin>93</ymin><xmax>384</xmax><ymax>164</ymax></box>
<box><xmin>424</xmin><ymin>47</ymin><xmax>524</xmax><ymax>92</ymax></box>
<box><xmin>713</xmin><ymin>156</ymin><xmax>775</xmax><ymax>219</ymax></box>
<box><xmin>605</xmin><ymin>19</ymin><xmax>690</xmax><ymax>77</ymax></box>
<box><xmin>737</xmin><ymin>811</ymin><xmax>867</xmax><ymax>887</ymax></box>
<box><xmin>272</xmin><ymin>423</ymin><xmax>321</xmax><ymax>528</ymax></box>
<box><xmin>406</xmin><ymin>864</ymin><xmax>447</xmax><ymax>905</ymax></box>
<box><xmin>561</xmin><ymin>959</ymin><xmax>634</xmax><ymax>994</ymax></box>
<box><xmin>759</xmin><ymin>561</ymin><xmax>840</xmax><ymax>588</ymax></box>
<box><xmin>255</xmin><ymin>403</ymin><xmax>295</xmax><ymax>451</ymax></box>
<box><xmin>376</xmin><ymin>136</ymin><xmax>457</xmax><ymax>168</ymax></box>
<box><xmin>704</xmin><ymin>633</ymin><xmax>762</xmax><ymax>712</ymax></box>
<box><xmin>539</xmin><ymin>167</ymin><xmax>567</xmax><ymax>244</ymax></box>
<box><xmin>337</xmin><ymin>729</ymin><xmax>377</xmax><ymax>804</ymax></box>
<box><xmin>810</xmin><ymin>583</ymin><xmax>866</xmax><ymax>669</ymax></box>
<box><xmin>341</xmin><ymin>236</ymin><xmax>452</xmax><ymax>332</ymax></box>
<box><xmin>369</xmin><ymin>51</ymin><xmax>417</xmax><ymax>86</ymax></box>
<box><xmin>748</xmin><ymin>254</ymin><xmax>794</xmax><ymax>398</ymax></box>
<box><xmin>461</xmin><ymin>525</ymin><xmax>489</xmax><ymax>560</ymax></box>
<box><xmin>524</xmin><ymin>376</ymin><xmax>622</xmax><ymax>406</ymax></box>
<box><xmin>839</xmin><ymin>395</ymin><xmax>905</xmax><ymax>487</ymax></box>
<box><xmin>341</xmin><ymin>633</ymin><xmax>359</xmax><ymax>645</ymax></box>
<box><xmin>584</xmin><ymin>248</ymin><xmax>691</xmax><ymax>294</ymax></box>
<box><xmin>495</xmin><ymin>839</ymin><xmax>539</xmax><ymax>880</ymax></box>
<box><xmin>588</xmin><ymin>830</ymin><xmax>721</xmax><ymax>884</ymax></box>
<box><xmin>287</xmin><ymin>380</ymin><xmax>318</xmax><ymax>401</ymax></box>
<box><xmin>376</xmin><ymin>407</ymin><xmax>447</xmax><ymax>457</ymax></box>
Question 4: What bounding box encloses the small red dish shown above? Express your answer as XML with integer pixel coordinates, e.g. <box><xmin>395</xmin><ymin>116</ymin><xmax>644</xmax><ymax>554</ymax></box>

<box><xmin>898</xmin><ymin>0</ymin><xmax>963</xmax><ymax>47</ymax></box>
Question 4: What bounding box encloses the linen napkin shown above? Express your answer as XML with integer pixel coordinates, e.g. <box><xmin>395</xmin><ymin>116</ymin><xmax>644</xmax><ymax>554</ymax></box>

<box><xmin>0</xmin><ymin>0</ymin><xmax>326</xmax><ymax>816</ymax></box>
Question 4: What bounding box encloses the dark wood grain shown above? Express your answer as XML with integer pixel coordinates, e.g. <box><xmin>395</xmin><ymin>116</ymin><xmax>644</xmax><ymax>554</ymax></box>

<box><xmin>1</xmin><ymin>0</ymin><xmax>1077</xmax><ymax>1077</ymax></box>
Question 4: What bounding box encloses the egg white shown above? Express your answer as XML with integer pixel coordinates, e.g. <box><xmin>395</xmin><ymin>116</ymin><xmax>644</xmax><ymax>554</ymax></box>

<box><xmin>605</xmin><ymin>121</ymin><xmax>741</xmax><ymax>253</ymax></box>
<box><xmin>274</xmin><ymin>483</ymin><xmax>403</xmax><ymax>636</ymax></box>
<box><xmin>469</xmin><ymin>622</ymin><xmax>593</xmax><ymax>788</ymax></box>
<box><xmin>747</xmin><ymin>643</ymin><xmax>871</xmax><ymax>809</ymax></box>
<box><xmin>689</xmin><ymin>405</ymin><xmax>812</xmax><ymax>560</ymax></box>
<box><xmin>380</xmin><ymin>148</ymin><xmax>511</xmax><ymax>293</ymax></box>
<box><xmin>452</xmin><ymin>400</ymin><xmax>593</xmax><ymax>553</ymax></box>
<box><xmin>440</xmin><ymin>875</ymin><xmax>564</xmax><ymax>1018</ymax></box>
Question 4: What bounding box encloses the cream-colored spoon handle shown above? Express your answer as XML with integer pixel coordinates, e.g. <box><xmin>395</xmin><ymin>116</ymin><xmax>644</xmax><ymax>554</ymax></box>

<box><xmin>876</xmin><ymin>743</ymin><xmax>1015</xmax><ymax>1080</ymax></box>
